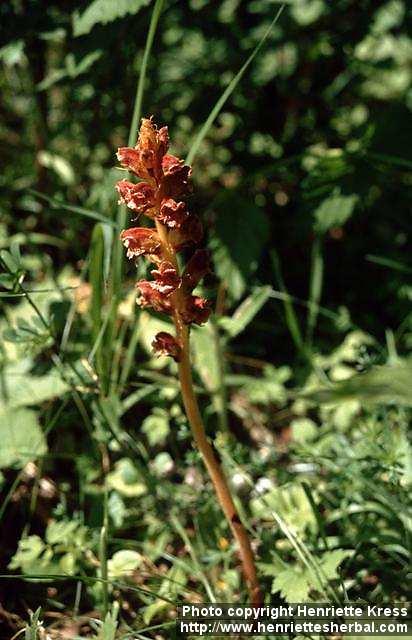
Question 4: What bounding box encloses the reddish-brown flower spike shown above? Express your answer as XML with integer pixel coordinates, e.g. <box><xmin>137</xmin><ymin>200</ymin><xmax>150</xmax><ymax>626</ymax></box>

<box><xmin>152</xmin><ymin>331</ymin><xmax>181</xmax><ymax>361</ymax></box>
<box><xmin>120</xmin><ymin>227</ymin><xmax>161</xmax><ymax>259</ymax></box>
<box><xmin>118</xmin><ymin>116</ymin><xmax>209</xmax><ymax>325</ymax></box>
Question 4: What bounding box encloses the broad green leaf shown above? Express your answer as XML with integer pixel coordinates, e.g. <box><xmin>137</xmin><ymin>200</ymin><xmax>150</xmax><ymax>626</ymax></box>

<box><xmin>151</xmin><ymin>452</ymin><xmax>173</xmax><ymax>476</ymax></box>
<box><xmin>304</xmin><ymin>359</ymin><xmax>412</xmax><ymax>407</ymax></box>
<box><xmin>314</xmin><ymin>191</ymin><xmax>358</xmax><ymax>234</ymax></box>
<box><xmin>108</xmin><ymin>549</ymin><xmax>142</xmax><ymax>579</ymax></box>
<box><xmin>108</xmin><ymin>492</ymin><xmax>127</xmax><ymax>528</ymax></box>
<box><xmin>0</xmin><ymin>408</ymin><xmax>47</xmax><ymax>469</ymax></box>
<box><xmin>239</xmin><ymin>365</ymin><xmax>291</xmax><ymax>406</ymax></box>
<box><xmin>291</xmin><ymin>0</ymin><xmax>325</xmax><ymax>26</ymax></box>
<box><xmin>0</xmin><ymin>40</ymin><xmax>25</xmax><ymax>66</ymax></box>
<box><xmin>219</xmin><ymin>286</ymin><xmax>272</xmax><ymax>338</ymax></box>
<box><xmin>372</xmin><ymin>0</ymin><xmax>404</xmax><ymax>34</ymax></box>
<box><xmin>0</xmin><ymin>360</ymin><xmax>68</xmax><ymax>411</ymax></box>
<box><xmin>191</xmin><ymin>323</ymin><xmax>220</xmax><ymax>392</ymax></box>
<box><xmin>73</xmin><ymin>0</ymin><xmax>152</xmax><ymax>37</ymax></box>
<box><xmin>0</xmin><ymin>249</ymin><xmax>20</xmax><ymax>274</ymax></box>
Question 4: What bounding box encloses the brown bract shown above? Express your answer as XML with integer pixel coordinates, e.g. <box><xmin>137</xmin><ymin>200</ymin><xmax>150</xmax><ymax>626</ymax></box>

<box><xmin>117</xmin><ymin>117</ymin><xmax>211</xmax><ymax>359</ymax></box>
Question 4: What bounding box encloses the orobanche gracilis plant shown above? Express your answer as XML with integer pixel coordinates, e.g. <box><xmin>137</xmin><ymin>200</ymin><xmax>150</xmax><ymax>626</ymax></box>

<box><xmin>116</xmin><ymin>117</ymin><xmax>261</xmax><ymax>604</ymax></box>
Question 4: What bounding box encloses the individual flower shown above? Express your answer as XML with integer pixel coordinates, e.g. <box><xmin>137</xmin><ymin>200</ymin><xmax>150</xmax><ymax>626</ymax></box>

<box><xmin>169</xmin><ymin>215</ymin><xmax>203</xmax><ymax>252</ymax></box>
<box><xmin>162</xmin><ymin>154</ymin><xmax>185</xmax><ymax>175</ymax></box>
<box><xmin>120</xmin><ymin>227</ymin><xmax>161</xmax><ymax>259</ymax></box>
<box><xmin>182</xmin><ymin>249</ymin><xmax>210</xmax><ymax>291</ymax></box>
<box><xmin>136</xmin><ymin>280</ymin><xmax>173</xmax><ymax>315</ymax></box>
<box><xmin>116</xmin><ymin>180</ymin><xmax>156</xmax><ymax>215</ymax></box>
<box><xmin>181</xmin><ymin>295</ymin><xmax>211</xmax><ymax>325</ymax></box>
<box><xmin>152</xmin><ymin>332</ymin><xmax>181</xmax><ymax>361</ymax></box>
<box><xmin>151</xmin><ymin>261</ymin><xmax>181</xmax><ymax>295</ymax></box>
<box><xmin>158</xmin><ymin>198</ymin><xmax>188</xmax><ymax>228</ymax></box>
<box><xmin>161</xmin><ymin>163</ymin><xmax>192</xmax><ymax>198</ymax></box>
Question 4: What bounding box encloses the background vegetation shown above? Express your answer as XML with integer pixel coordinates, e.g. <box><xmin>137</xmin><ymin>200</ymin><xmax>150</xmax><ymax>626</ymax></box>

<box><xmin>0</xmin><ymin>0</ymin><xmax>411</xmax><ymax>637</ymax></box>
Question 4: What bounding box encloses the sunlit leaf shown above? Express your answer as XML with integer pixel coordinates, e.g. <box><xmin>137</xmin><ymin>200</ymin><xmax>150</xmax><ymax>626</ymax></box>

<box><xmin>0</xmin><ymin>408</ymin><xmax>47</xmax><ymax>469</ymax></box>
<box><xmin>73</xmin><ymin>0</ymin><xmax>152</xmax><ymax>37</ymax></box>
<box><xmin>313</xmin><ymin>190</ymin><xmax>358</xmax><ymax>234</ymax></box>
<box><xmin>305</xmin><ymin>359</ymin><xmax>412</xmax><ymax>407</ymax></box>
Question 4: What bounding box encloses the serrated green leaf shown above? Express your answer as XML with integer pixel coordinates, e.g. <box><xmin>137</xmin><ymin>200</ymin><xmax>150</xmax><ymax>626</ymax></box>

<box><xmin>271</xmin><ymin>567</ymin><xmax>311</xmax><ymax>601</ymax></box>
<box><xmin>0</xmin><ymin>408</ymin><xmax>47</xmax><ymax>469</ymax></box>
<box><xmin>319</xmin><ymin>549</ymin><xmax>352</xmax><ymax>580</ymax></box>
<box><xmin>8</xmin><ymin>535</ymin><xmax>45</xmax><ymax>572</ymax></box>
<box><xmin>73</xmin><ymin>0</ymin><xmax>152</xmax><ymax>37</ymax></box>
<box><xmin>46</xmin><ymin>520</ymin><xmax>82</xmax><ymax>546</ymax></box>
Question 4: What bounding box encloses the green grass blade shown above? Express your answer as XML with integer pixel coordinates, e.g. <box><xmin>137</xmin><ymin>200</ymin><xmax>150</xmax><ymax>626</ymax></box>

<box><xmin>89</xmin><ymin>223</ymin><xmax>112</xmax><ymax>393</ymax></box>
<box><xmin>128</xmin><ymin>0</ymin><xmax>165</xmax><ymax>148</ymax></box>
<box><xmin>366</xmin><ymin>254</ymin><xmax>412</xmax><ymax>274</ymax></box>
<box><xmin>99</xmin><ymin>488</ymin><xmax>109</xmax><ymax>619</ymax></box>
<box><xmin>271</xmin><ymin>250</ymin><xmax>304</xmax><ymax>353</ymax></box>
<box><xmin>186</xmin><ymin>4</ymin><xmax>285</xmax><ymax>165</ymax></box>
<box><xmin>306</xmin><ymin>235</ymin><xmax>324</xmax><ymax>346</ymax></box>
<box><xmin>112</xmin><ymin>0</ymin><xmax>166</xmax><ymax>292</ymax></box>
<box><xmin>28</xmin><ymin>189</ymin><xmax>117</xmax><ymax>227</ymax></box>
